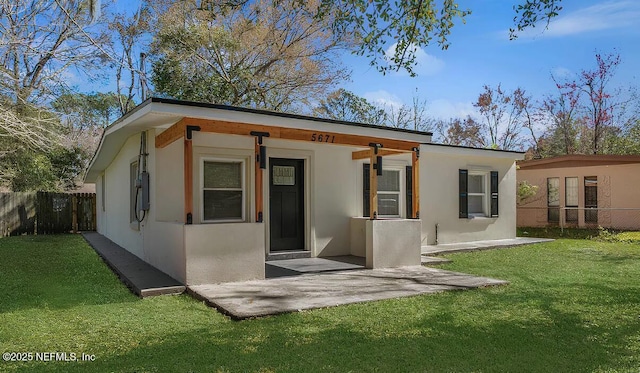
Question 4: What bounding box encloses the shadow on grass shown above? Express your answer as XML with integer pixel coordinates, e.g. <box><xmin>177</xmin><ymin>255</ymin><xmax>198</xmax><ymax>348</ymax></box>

<box><xmin>0</xmin><ymin>235</ymin><xmax>137</xmax><ymax>314</ymax></box>
<box><xmin>22</xmin><ymin>293</ymin><xmax>637</xmax><ymax>373</ymax></box>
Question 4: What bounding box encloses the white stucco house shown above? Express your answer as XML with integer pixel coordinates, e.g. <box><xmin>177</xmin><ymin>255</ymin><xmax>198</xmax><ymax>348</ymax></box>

<box><xmin>85</xmin><ymin>98</ymin><xmax>524</xmax><ymax>285</ymax></box>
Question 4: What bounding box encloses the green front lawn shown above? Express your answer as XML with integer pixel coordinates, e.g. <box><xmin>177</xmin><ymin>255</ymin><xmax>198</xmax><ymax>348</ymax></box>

<box><xmin>1</xmin><ymin>235</ymin><xmax>639</xmax><ymax>372</ymax></box>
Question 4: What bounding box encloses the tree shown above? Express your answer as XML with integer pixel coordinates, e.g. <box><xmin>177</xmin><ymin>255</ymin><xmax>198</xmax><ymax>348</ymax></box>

<box><xmin>151</xmin><ymin>0</ymin><xmax>350</xmax><ymax>111</ymax></box>
<box><xmin>0</xmin><ymin>0</ymin><xmax>110</xmax><ymax>107</ymax></box>
<box><xmin>517</xmin><ymin>180</ymin><xmax>539</xmax><ymax>206</ymax></box>
<box><xmin>383</xmin><ymin>94</ymin><xmax>435</xmax><ymax>132</ymax></box>
<box><xmin>474</xmin><ymin>84</ymin><xmax>529</xmax><ymax>150</ymax></box>
<box><xmin>109</xmin><ymin>4</ymin><xmax>152</xmax><ymax>115</ymax></box>
<box><xmin>313</xmin><ymin>89</ymin><xmax>386</xmax><ymax>124</ymax></box>
<box><xmin>510</xmin><ymin>0</ymin><xmax>563</xmax><ymax>40</ymax></box>
<box><xmin>203</xmin><ymin>0</ymin><xmax>562</xmax><ymax>76</ymax></box>
<box><xmin>553</xmin><ymin>52</ymin><xmax>631</xmax><ymax>155</ymax></box>
<box><xmin>0</xmin><ymin>0</ymin><xmax>112</xmax><ymax>189</ymax></box>
<box><xmin>51</xmin><ymin>92</ymin><xmax>121</xmax><ymax>171</ymax></box>
<box><xmin>0</xmin><ymin>101</ymin><xmax>62</xmax><ymax>187</ymax></box>
<box><xmin>536</xmin><ymin>85</ymin><xmax>580</xmax><ymax>157</ymax></box>
<box><xmin>7</xmin><ymin>146</ymin><xmax>86</xmax><ymax>191</ymax></box>
<box><xmin>602</xmin><ymin>119</ymin><xmax>640</xmax><ymax>155</ymax></box>
<box><xmin>434</xmin><ymin>116</ymin><xmax>485</xmax><ymax>148</ymax></box>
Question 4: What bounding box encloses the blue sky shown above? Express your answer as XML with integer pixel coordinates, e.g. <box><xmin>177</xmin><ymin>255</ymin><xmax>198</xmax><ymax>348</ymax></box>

<box><xmin>107</xmin><ymin>0</ymin><xmax>639</xmax><ymax>119</ymax></box>
<box><xmin>343</xmin><ymin>0</ymin><xmax>640</xmax><ymax>119</ymax></box>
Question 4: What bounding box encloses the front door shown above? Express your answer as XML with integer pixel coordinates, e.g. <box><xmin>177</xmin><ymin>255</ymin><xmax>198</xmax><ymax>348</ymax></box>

<box><xmin>269</xmin><ymin>158</ymin><xmax>305</xmax><ymax>251</ymax></box>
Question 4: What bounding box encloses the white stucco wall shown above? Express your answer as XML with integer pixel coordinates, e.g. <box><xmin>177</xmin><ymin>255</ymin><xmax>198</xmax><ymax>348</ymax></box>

<box><xmin>350</xmin><ymin>217</ymin><xmax>367</xmax><ymax>257</ymax></box>
<box><xmin>143</xmin><ymin>221</ymin><xmax>186</xmax><ymax>283</ymax></box>
<box><xmin>189</xmin><ymin>133</ymin><xmax>370</xmax><ymax>258</ymax></box>
<box><xmin>365</xmin><ymin>219</ymin><xmax>421</xmax><ymax>268</ymax></box>
<box><xmin>96</xmin><ymin>130</ymin><xmax>188</xmax><ymax>283</ymax></box>
<box><xmin>100</xmin><ymin>134</ymin><xmax>144</xmax><ymax>258</ymax></box>
<box><xmin>420</xmin><ymin>145</ymin><xmax>519</xmax><ymax>244</ymax></box>
<box><xmin>95</xmin><ymin>173</ymin><xmax>106</xmax><ymax>234</ymax></box>
<box><xmin>155</xmin><ymin>138</ymin><xmax>184</xmax><ymax>223</ymax></box>
<box><xmin>184</xmin><ymin>223</ymin><xmax>265</xmax><ymax>284</ymax></box>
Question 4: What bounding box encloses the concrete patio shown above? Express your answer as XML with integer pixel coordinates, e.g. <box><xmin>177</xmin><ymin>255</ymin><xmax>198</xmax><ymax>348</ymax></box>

<box><xmin>81</xmin><ymin>232</ymin><xmax>535</xmax><ymax>320</ymax></box>
<box><xmin>265</xmin><ymin>256</ymin><xmax>365</xmax><ymax>278</ymax></box>
<box><xmin>422</xmin><ymin>237</ymin><xmax>553</xmax><ymax>255</ymax></box>
<box><xmin>189</xmin><ymin>266</ymin><xmax>507</xmax><ymax>320</ymax></box>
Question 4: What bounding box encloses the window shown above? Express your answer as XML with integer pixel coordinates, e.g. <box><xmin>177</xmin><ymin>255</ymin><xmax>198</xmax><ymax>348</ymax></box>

<box><xmin>459</xmin><ymin>169</ymin><xmax>499</xmax><ymax>218</ymax></box>
<box><xmin>565</xmin><ymin>177</ymin><xmax>578</xmax><ymax>223</ymax></box>
<box><xmin>468</xmin><ymin>173</ymin><xmax>486</xmax><ymax>216</ymax></box>
<box><xmin>547</xmin><ymin>177</ymin><xmax>559</xmax><ymax>223</ymax></box>
<box><xmin>130</xmin><ymin>161</ymin><xmax>139</xmax><ymax>225</ymax></box>
<box><xmin>363</xmin><ymin>164</ymin><xmax>409</xmax><ymax>218</ymax></box>
<box><xmin>378</xmin><ymin>169</ymin><xmax>401</xmax><ymax>217</ymax></box>
<box><xmin>585</xmin><ymin>176</ymin><xmax>598</xmax><ymax>223</ymax></box>
<box><xmin>202</xmin><ymin>159</ymin><xmax>245</xmax><ymax>222</ymax></box>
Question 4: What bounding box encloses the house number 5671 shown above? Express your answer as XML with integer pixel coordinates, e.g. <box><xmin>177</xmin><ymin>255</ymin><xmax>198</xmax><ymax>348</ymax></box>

<box><xmin>310</xmin><ymin>133</ymin><xmax>335</xmax><ymax>143</ymax></box>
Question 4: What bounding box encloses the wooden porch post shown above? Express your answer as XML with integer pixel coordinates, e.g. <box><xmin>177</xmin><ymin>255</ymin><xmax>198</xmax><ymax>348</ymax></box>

<box><xmin>412</xmin><ymin>148</ymin><xmax>420</xmax><ymax>219</ymax></box>
<box><xmin>255</xmin><ymin>137</ymin><xmax>264</xmax><ymax>222</ymax></box>
<box><xmin>184</xmin><ymin>137</ymin><xmax>193</xmax><ymax>224</ymax></box>
<box><xmin>369</xmin><ymin>148</ymin><xmax>378</xmax><ymax>219</ymax></box>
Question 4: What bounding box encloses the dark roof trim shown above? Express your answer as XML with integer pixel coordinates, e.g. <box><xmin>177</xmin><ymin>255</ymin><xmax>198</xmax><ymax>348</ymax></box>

<box><xmin>139</xmin><ymin>97</ymin><xmax>433</xmax><ymax>136</ymax></box>
<box><xmin>518</xmin><ymin>154</ymin><xmax>640</xmax><ymax>168</ymax></box>
<box><xmin>103</xmin><ymin>96</ymin><xmax>155</xmax><ymax>131</ymax></box>
<box><xmin>425</xmin><ymin>142</ymin><xmax>526</xmax><ymax>155</ymax></box>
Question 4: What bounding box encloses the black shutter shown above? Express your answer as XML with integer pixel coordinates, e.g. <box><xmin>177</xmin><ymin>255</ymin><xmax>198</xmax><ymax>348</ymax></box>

<box><xmin>406</xmin><ymin>166</ymin><xmax>412</xmax><ymax>218</ymax></box>
<box><xmin>490</xmin><ymin>171</ymin><xmax>499</xmax><ymax>217</ymax></box>
<box><xmin>459</xmin><ymin>169</ymin><xmax>468</xmax><ymax>218</ymax></box>
<box><xmin>363</xmin><ymin>164</ymin><xmax>370</xmax><ymax>217</ymax></box>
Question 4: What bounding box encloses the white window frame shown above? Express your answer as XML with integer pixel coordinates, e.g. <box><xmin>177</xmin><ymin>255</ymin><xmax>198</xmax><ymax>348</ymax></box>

<box><xmin>200</xmin><ymin>157</ymin><xmax>246</xmax><ymax>223</ymax></box>
<box><xmin>362</xmin><ymin>161</ymin><xmax>407</xmax><ymax>219</ymax></box>
<box><xmin>377</xmin><ymin>168</ymin><xmax>403</xmax><ymax>218</ymax></box>
<box><xmin>468</xmin><ymin>171</ymin><xmax>489</xmax><ymax>217</ymax></box>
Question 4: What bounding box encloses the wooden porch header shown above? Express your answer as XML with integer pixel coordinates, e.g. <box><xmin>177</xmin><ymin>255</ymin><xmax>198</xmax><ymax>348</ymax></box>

<box><xmin>156</xmin><ymin>116</ymin><xmax>420</xmax><ymax>222</ymax></box>
<box><xmin>156</xmin><ymin>117</ymin><xmax>420</xmax><ymax>151</ymax></box>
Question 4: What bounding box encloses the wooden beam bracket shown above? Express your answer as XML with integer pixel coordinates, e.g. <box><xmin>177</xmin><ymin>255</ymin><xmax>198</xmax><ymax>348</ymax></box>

<box><xmin>369</xmin><ymin>143</ymin><xmax>383</xmax><ymax>153</ymax></box>
<box><xmin>412</xmin><ymin>146</ymin><xmax>420</xmax><ymax>158</ymax></box>
<box><xmin>186</xmin><ymin>125</ymin><xmax>201</xmax><ymax>140</ymax></box>
<box><xmin>250</xmin><ymin>131</ymin><xmax>270</xmax><ymax>144</ymax></box>
<box><xmin>370</xmin><ymin>143</ymin><xmax>383</xmax><ymax>176</ymax></box>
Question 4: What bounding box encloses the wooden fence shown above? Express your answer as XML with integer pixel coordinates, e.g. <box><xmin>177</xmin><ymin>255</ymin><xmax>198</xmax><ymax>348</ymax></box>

<box><xmin>0</xmin><ymin>192</ymin><xmax>96</xmax><ymax>237</ymax></box>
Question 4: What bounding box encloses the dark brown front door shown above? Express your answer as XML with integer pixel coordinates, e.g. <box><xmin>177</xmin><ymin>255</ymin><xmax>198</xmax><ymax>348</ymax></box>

<box><xmin>269</xmin><ymin>158</ymin><xmax>305</xmax><ymax>251</ymax></box>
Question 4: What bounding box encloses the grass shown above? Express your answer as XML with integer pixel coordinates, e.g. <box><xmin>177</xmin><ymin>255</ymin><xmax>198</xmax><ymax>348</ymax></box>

<box><xmin>1</xmin><ymin>235</ymin><xmax>640</xmax><ymax>372</ymax></box>
<box><xmin>517</xmin><ymin>226</ymin><xmax>601</xmax><ymax>239</ymax></box>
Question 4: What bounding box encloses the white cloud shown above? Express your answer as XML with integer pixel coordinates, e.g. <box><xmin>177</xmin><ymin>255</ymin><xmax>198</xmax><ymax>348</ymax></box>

<box><xmin>363</xmin><ymin>90</ymin><xmax>404</xmax><ymax>110</ymax></box>
<box><xmin>550</xmin><ymin>66</ymin><xmax>574</xmax><ymax>79</ymax></box>
<box><xmin>384</xmin><ymin>43</ymin><xmax>445</xmax><ymax>76</ymax></box>
<box><xmin>362</xmin><ymin>94</ymin><xmax>478</xmax><ymax>121</ymax></box>
<box><xmin>428</xmin><ymin>99</ymin><xmax>478</xmax><ymax>120</ymax></box>
<box><xmin>516</xmin><ymin>1</ymin><xmax>640</xmax><ymax>39</ymax></box>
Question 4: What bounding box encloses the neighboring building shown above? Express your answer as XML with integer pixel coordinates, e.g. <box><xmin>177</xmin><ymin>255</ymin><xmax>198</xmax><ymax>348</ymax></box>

<box><xmin>85</xmin><ymin>98</ymin><xmax>523</xmax><ymax>285</ymax></box>
<box><xmin>517</xmin><ymin>155</ymin><xmax>640</xmax><ymax>229</ymax></box>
